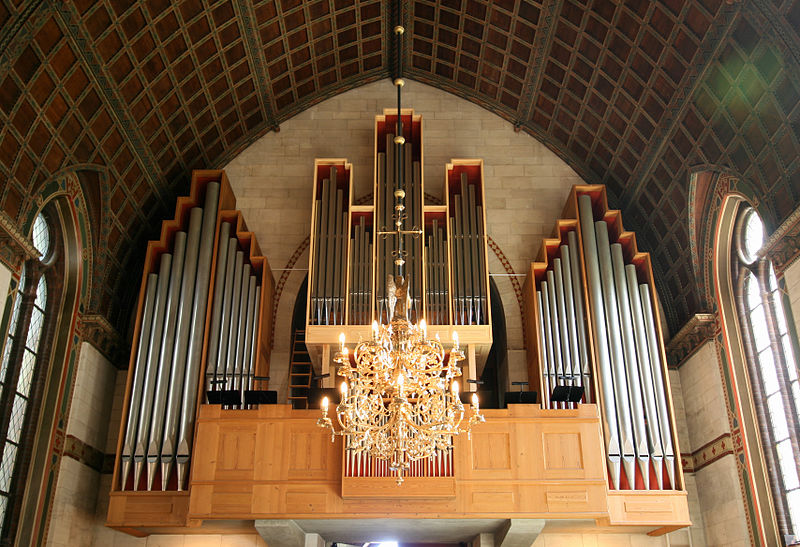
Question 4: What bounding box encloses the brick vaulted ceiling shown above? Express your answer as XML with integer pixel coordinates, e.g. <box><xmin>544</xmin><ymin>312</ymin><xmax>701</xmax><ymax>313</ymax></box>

<box><xmin>1</xmin><ymin>0</ymin><xmax>800</xmax><ymax>335</ymax></box>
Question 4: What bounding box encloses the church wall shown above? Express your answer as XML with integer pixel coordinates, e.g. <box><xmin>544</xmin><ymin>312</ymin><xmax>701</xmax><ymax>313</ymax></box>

<box><xmin>47</xmin><ymin>342</ymin><xmax>117</xmax><ymax>546</ymax></box>
<box><xmin>676</xmin><ymin>340</ymin><xmax>749</xmax><ymax>546</ymax></box>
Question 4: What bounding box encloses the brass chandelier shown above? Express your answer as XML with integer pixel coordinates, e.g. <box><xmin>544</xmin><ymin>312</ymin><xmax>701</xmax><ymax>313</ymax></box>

<box><xmin>317</xmin><ymin>25</ymin><xmax>484</xmax><ymax>485</ymax></box>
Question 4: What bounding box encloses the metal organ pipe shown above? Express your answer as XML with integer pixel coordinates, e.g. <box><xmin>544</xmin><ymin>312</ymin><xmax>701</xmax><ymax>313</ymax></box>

<box><xmin>541</xmin><ymin>280</ymin><xmax>556</xmax><ymax>410</ymax></box>
<box><xmin>248</xmin><ymin>284</ymin><xmax>261</xmax><ymax>391</ymax></box>
<box><xmin>205</xmin><ymin>221</ymin><xmax>231</xmax><ymax>389</ymax></box>
<box><xmin>146</xmin><ymin>230</ymin><xmax>186</xmax><ymax>490</ymax></box>
<box><xmin>546</xmin><ymin>270</ymin><xmax>564</xmax><ymax>403</ymax></box>
<box><xmin>225</xmin><ymin>250</ymin><xmax>244</xmax><ymax>393</ymax></box>
<box><xmin>133</xmin><ymin>253</ymin><xmax>171</xmax><ymax>490</ymax></box>
<box><xmin>553</xmin><ymin>258</ymin><xmax>572</xmax><ymax>405</ymax></box>
<box><xmin>216</xmin><ymin>238</ymin><xmax>238</xmax><ymax>386</ymax></box>
<box><xmin>173</xmin><ymin>183</ymin><xmax>220</xmax><ymax>490</ymax></box>
<box><xmin>235</xmin><ymin>264</ymin><xmax>252</xmax><ymax>392</ymax></box>
<box><xmin>567</xmin><ymin>230</ymin><xmax>591</xmax><ymax>402</ymax></box>
<box><xmin>560</xmin><ymin>246</ymin><xmax>581</xmax><ymax>391</ymax></box>
<box><xmin>241</xmin><ymin>274</ymin><xmax>257</xmax><ymax>398</ymax></box>
<box><xmin>595</xmin><ymin>220</ymin><xmax>636</xmax><ymax>489</ymax></box>
<box><xmin>626</xmin><ymin>263</ymin><xmax>665</xmax><ymax>489</ymax></box>
<box><xmin>121</xmin><ymin>273</ymin><xmax>157</xmax><ymax>490</ymax></box>
<box><xmin>610</xmin><ymin>243</ymin><xmax>650</xmax><ymax>489</ymax></box>
<box><xmin>640</xmin><ymin>285</ymin><xmax>676</xmax><ymax>489</ymax></box>
<box><xmin>537</xmin><ymin>291</ymin><xmax>550</xmax><ymax>408</ymax></box>
<box><xmin>577</xmin><ymin>194</ymin><xmax>622</xmax><ymax>490</ymax></box>
<box><xmin>161</xmin><ymin>206</ymin><xmax>203</xmax><ymax>490</ymax></box>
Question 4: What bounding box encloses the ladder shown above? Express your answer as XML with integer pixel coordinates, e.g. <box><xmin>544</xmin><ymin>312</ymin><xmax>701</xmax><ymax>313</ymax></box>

<box><xmin>287</xmin><ymin>330</ymin><xmax>313</xmax><ymax>409</ymax></box>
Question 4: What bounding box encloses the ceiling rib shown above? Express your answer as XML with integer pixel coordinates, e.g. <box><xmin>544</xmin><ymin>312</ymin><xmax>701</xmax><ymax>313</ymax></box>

<box><xmin>516</xmin><ymin>0</ymin><xmax>563</xmax><ymax>129</ymax></box>
<box><xmin>52</xmin><ymin>1</ymin><xmax>165</xmax><ymax>203</ymax></box>
<box><xmin>232</xmin><ymin>0</ymin><xmax>279</xmax><ymax>132</ymax></box>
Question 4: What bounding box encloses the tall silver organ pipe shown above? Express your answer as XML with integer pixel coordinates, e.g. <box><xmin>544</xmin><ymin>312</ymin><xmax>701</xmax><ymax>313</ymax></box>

<box><xmin>641</xmin><ymin>285</ymin><xmax>676</xmax><ymax>489</ymax></box>
<box><xmin>578</xmin><ymin>194</ymin><xmax>622</xmax><ymax>490</ymax></box>
<box><xmin>535</xmin><ymin>234</ymin><xmax>591</xmax><ymax>411</ymax></box>
<box><xmin>160</xmin><ymin>206</ymin><xmax>203</xmax><ymax>490</ymax></box>
<box><xmin>449</xmin><ymin>173</ymin><xmax>487</xmax><ymax>325</ymax></box>
<box><xmin>225</xmin><ymin>250</ymin><xmax>244</xmax><ymax>389</ymax></box>
<box><xmin>174</xmin><ymin>182</ymin><xmax>220</xmax><ymax>490</ymax></box>
<box><xmin>132</xmin><ymin>253</ymin><xmax>171</xmax><ymax>490</ymax></box>
<box><xmin>349</xmin><ymin>216</ymin><xmax>372</xmax><ymax>324</ymax></box>
<box><xmin>611</xmin><ymin>243</ymin><xmax>650</xmax><ymax>489</ymax></box>
<box><xmin>567</xmin><ymin>230</ymin><xmax>591</xmax><ymax>402</ymax></box>
<box><xmin>425</xmin><ymin>218</ymin><xmax>448</xmax><ymax>324</ymax></box>
<box><xmin>205</xmin><ymin>222</ymin><xmax>232</xmax><ymax>388</ymax></box>
<box><xmin>626</xmin><ymin>263</ymin><xmax>665</xmax><ymax>489</ymax></box>
<box><xmin>561</xmin><ymin>192</ymin><xmax>678</xmax><ymax>491</ymax></box>
<box><xmin>595</xmin><ymin>220</ymin><xmax>636</xmax><ymax>490</ymax></box>
<box><xmin>120</xmin><ymin>273</ymin><xmax>157</xmax><ymax>490</ymax></box>
<box><xmin>119</xmin><ymin>176</ymin><xmax>267</xmax><ymax>494</ymax></box>
<box><xmin>310</xmin><ymin>167</ymin><xmax>348</xmax><ymax>325</ymax></box>
<box><xmin>145</xmin><ymin>230</ymin><xmax>186</xmax><ymax>490</ymax></box>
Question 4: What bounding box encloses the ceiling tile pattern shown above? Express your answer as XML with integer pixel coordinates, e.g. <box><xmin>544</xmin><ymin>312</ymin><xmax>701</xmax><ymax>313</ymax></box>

<box><xmin>408</xmin><ymin>0</ymin><xmax>543</xmax><ymax>115</ymax></box>
<box><xmin>254</xmin><ymin>0</ymin><xmax>386</xmax><ymax>120</ymax></box>
<box><xmin>1</xmin><ymin>0</ymin><xmax>800</xmax><ymax>334</ymax></box>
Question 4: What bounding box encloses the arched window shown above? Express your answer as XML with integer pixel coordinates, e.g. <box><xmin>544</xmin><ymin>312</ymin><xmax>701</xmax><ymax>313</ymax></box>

<box><xmin>733</xmin><ymin>204</ymin><xmax>800</xmax><ymax>539</ymax></box>
<box><xmin>0</xmin><ymin>212</ymin><xmax>57</xmax><ymax>540</ymax></box>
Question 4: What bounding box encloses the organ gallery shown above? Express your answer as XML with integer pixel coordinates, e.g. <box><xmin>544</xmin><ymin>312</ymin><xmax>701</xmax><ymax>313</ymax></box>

<box><xmin>1</xmin><ymin>2</ymin><xmax>799</xmax><ymax>546</ymax></box>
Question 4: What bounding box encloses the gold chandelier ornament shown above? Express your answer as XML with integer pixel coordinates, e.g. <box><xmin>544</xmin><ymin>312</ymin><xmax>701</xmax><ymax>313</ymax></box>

<box><xmin>317</xmin><ymin>24</ymin><xmax>484</xmax><ymax>485</ymax></box>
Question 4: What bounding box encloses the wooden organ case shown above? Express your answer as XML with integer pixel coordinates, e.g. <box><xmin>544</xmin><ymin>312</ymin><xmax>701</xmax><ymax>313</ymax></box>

<box><xmin>106</xmin><ymin>126</ymin><xmax>689</xmax><ymax>540</ymax></box>
<box><xmin>106</xmin><ymin>171</ymin><xmax>274</xmax><ymax>534</ymax></box>
<box><xmin>523</xmin><ymin>185</ymin><xmax>690</xmax><ymax>530</ymax></box>
<box><xmin>304</xmin><ymin>109</ymin><xmax>493</xmax><ymax>392</ymax></box>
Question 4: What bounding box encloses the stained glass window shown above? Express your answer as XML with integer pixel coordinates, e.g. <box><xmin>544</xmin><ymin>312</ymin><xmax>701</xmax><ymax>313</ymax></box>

<box><xmin>735</xmin><ymin>205</ymin><xmax>800</xmax><ymax>537</ymax></box>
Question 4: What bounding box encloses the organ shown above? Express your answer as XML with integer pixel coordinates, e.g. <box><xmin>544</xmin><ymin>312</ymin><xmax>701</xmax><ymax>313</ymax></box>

<box><xmin>107</xmin><ymin>117</ymin><xmax>689</xmax><ymax>540</ymax></box>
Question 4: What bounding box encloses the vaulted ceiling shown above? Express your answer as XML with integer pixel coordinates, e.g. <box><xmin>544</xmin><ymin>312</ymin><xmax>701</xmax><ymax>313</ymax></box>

<box><xmin>1</xmin><ymin>0</ymin><xmax>800</xmax><ymax>335</ymax></box>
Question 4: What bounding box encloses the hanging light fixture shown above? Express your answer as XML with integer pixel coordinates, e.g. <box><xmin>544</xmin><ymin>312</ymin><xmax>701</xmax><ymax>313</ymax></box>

<box><xmin>317</xmin><ymin>24</ymin><xmax>484</xmax><ymax>485</ymax></box>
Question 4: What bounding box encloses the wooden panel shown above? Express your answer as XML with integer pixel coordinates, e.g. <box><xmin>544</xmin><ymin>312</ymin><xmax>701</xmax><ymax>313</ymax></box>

<box><xmin>107</xmin><ymin>492</ymin><xmax>190</xmax><ymax>528</ymax></box>
<box><xmin>217</xmin><ymin>427</ymin><xmax>257</xmax><ymax>478</ymax></box>
<box><xmin>341</xmin><ymin>477</ymin><xmax>456</xmax><ymax>499</ymax></box>
<box><xmin>179</xmin><ymin>403</ymin><xmax>687</xmax><ymax>532</ymax></box>
<box><xmin>543</xmin><ymin>432</ymin><xmax>583</xmax><ymax>471</ymax></box>
<box><xmin>606</xmin><ymin>491</ymin><xmax>691</xmax><ymax>526</ymax></box>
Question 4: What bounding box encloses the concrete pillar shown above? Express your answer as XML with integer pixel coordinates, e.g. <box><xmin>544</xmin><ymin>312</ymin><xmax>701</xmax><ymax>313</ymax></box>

<box><xmin>494</xmin><ymin>519</ymin><xmax>545</xmax><ymax>547</ymax></box>
<box><xmin>256</xmin><ymin>519</ymin><xmax>328</xmax><ymax>547</ymax></box>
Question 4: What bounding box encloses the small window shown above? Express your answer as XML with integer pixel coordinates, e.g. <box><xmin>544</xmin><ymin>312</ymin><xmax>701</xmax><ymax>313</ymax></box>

<box><xmin>31</xmin><ymin>214</ymin><xmax>50</xmax><ymax>260</ymax></box>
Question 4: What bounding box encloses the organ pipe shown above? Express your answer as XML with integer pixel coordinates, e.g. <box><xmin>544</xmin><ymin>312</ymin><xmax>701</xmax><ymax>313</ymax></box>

<box><xmin>626</xmin><ymin>263</ymin><xmax>665</xmax><ymax>489</ymax></box>
<box><xmin>120</xmin><ymin>273</ymin><xmax>157</xmax><ymax>490</ymax></box>
<box><xmin>205</xmin><ymin>221</ymin><xmax>231</xmax><ymax>387</ymax></box>
<box><xmin>132</xmin><ymin>252</ymin><xmax>171</xmax><ymax>490</ymax></box>
<box><xmin>118</xmin><ymin>174</ymin><xmax>269</xmax><ymax>495</ymax></box>
<box><xmin>160</xmin><ymin>206</ymin><xmax>203</xmax><ymax>490</ymax></box>
<box><xmin>578</xmin><ymin>195</ymin><xmax>622</xmax><ymax>490</ymax></box>
<box><xmin>610</xmin><ymin>242</ymin><xmax>650</xmax><ymax>489</ymax></box>
<box><xmin>146</xmin><ymin>229</ymin><xmax>186</xmax><ymax>490</ymax></box>
<box><xmin>524</xmin><ymin>188</ymin><xmax>679</xmax><ymax>492</ymax></box>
